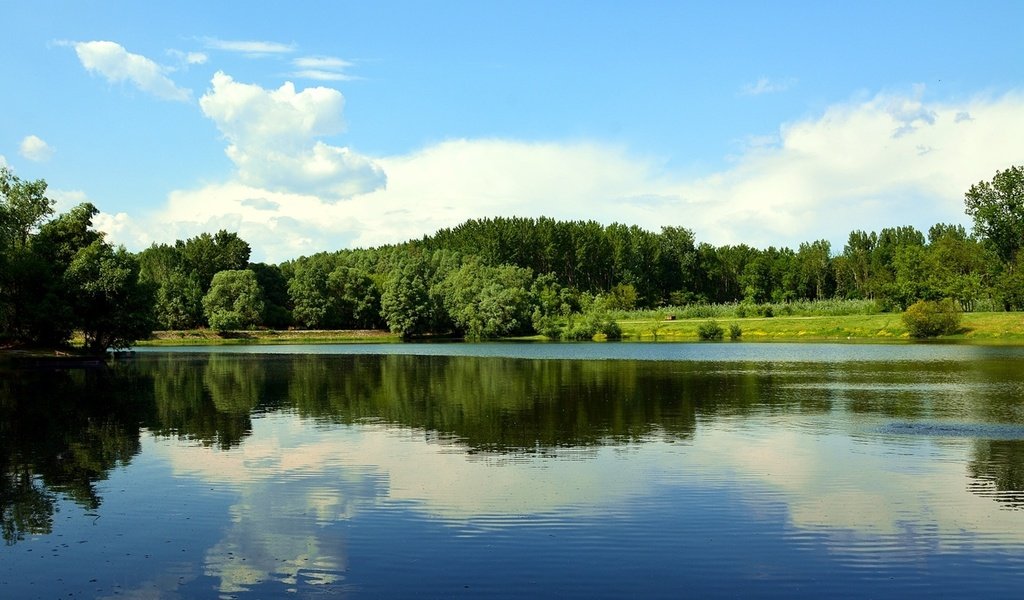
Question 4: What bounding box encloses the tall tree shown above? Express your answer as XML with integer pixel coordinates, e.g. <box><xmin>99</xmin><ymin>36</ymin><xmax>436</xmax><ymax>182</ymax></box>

<box><xmin>202</xmin><ymin>270</ymin><xmax>264</xmax><ymax>331</ymax></box>
<box><xmin>964</xmin><ymin>165</ymin><xmax>1024</xmax><ymax>264</ymax></box>
<box><xmin>64</xmin><ymin>241</ymin><xmax>156</xmax><ymax>353</ymax></box>
<box><xmin>0</xmin><ymin>167</ymin><xmax>53</xmax><ymax>250</ymax></box>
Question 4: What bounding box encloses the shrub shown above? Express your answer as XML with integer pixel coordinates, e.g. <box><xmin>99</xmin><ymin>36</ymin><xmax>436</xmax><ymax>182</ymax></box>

<box><xmin>902</xmin><ymin>299</ymin><xmax>962</xmax><ymax>338</ymax></box>
<box><xmin>697</xmin><ymin>320</ymin><xmax>724</xmax><ymax>340</ymax></box>
<box><xmin>599</xmin><ymin>318</ymin><xmax>622</xmax><ymax>340</ymax></box>
<box><xmin>729</xmin><ymin>323</ymin><xmax>743</xmax><ymax>340</ymax></box>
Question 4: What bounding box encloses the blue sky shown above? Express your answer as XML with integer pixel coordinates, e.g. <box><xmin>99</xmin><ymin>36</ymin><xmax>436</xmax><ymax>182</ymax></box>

<box><xmin>2</xmin><ymin>1</ymin><xmax>1023</xmax><ymax>262</ymax></box>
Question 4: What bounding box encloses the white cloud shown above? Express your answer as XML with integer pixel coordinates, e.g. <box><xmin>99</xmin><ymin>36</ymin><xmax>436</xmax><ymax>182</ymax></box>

<box><xmin>74</xmin><ymin>40</ymin><xmax>191</xmax><ymax>102</ymax></box>
<box><xmin>291</xmin><ymin>69</ymin><xmax>354</xmax><ymax>82</ymax></box>
<box><xmin>102</xmin><ymin>89</ymin><xmax>1024</xmax><ymax>263</ymax></box>
<box><xmin>204</xmin><ymin>38</ymin><xmax>296</xmax><ymax>55</ymax></box>
<box><xmin>741</xmin><ymin>76</ymin><xmax>795</xmax><ymax>96</ymax></box>
<box><xmin>18</xmin><ymin>135</ymin><xmax>54</xmax><ymax>162</ymax></box>
<box><xmin>168</xmin><ymin>48</ymin><xmax>208</xmax><ymax>66</ymax></box>
<box><xmin>199</xmin><ymin>72</ymin><xmax>385</xmax><ymax>198</ymax></box>
<box><xmin>290</xmin><ymin>56</ymin><xmax>355</xmax><ymax>81</ymax></box>
<box><xmin>293</xmin><ymin>56</ymin><xmax>353</xmax><ymax>70</ymax></box>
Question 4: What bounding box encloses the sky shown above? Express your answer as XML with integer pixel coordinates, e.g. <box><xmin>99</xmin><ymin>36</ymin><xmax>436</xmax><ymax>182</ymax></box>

<box><xmin>2</xmin><ymin>1</ymin><xmax>1023</xmax><ymax>263</ymax></box>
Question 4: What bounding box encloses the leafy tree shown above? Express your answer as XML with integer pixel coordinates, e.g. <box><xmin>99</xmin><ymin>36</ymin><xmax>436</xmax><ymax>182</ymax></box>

<box><xmin>250</xmin><ymin>262</ymin><xmax>292</xmax><ymax>328</ymax></box>
<box><xmin>606</xmin><ymin>283</ymin><xmax>638</xmax><ymax>310</ymax></box>
<box><xmin>288</xmin><ymin>259</ymin><xmax>334</xmax><ymax>328</ymax></box>
<box><xmin>964</xmin><ymin>165</ymin><xmax>1024</xmax><ymax>263</ymax></box>
<box><xmin>327</xmin><ymin>266</ymin><xmax>382</xmax><ymax>329</ymax></box>
<box><xmin>154</xmin><ymin>270</ymin><xmax>204</xmax><ymax>329</ymax></box>
<box><xmin>64</xmin><ymin>240</ymin><xmax>156</xmax><ymax>353</ymax></box>
<box><xmin>202</xmin><ymin>270</ymin><xmax>264</xmax><ymax>331</ymax></box>
<box><xmin>0</xmin><ymin>166</ymin><xmax>53</xmax><ymax>250</ymax></box>
<box><xmin>840</xmin><ymin>230</ymin><xmax>877</xmax><ymax>298</ymax></box>
<box><xmin>380</xmin><ymin>254</ymin><xmax>443</xmax><ymax>337</ymax></box>
<box><xmin>3</xmin><ymin>200</ymin><xmax>121</xmax><ymax>348</ymax></box>
<box><xmin>176</xmin><ymin>230</ymin><xmax>251</xmax><ymax>291</ymax></box>
<box><xmin>439</xmin><ymin>260</ymin><xmax>535</xmax><ymax>339</ymax></box>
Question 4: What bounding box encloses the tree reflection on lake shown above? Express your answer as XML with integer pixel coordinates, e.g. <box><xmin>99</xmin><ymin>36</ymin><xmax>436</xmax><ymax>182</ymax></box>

<box><xmin>3</xmin><ymin>345</ymin><xmax>1024</xmax><ymax>597</ymax></box>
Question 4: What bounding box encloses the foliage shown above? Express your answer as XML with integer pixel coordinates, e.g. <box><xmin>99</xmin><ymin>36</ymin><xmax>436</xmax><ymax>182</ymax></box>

<box><xmin>902</xmin><ymin>299</ymin><xmax>963</xmax><ymax>338</ymax></box>
<box><xmin>964</xmin><ymin>165</ymin><xmax>1024</xmax><ymax>263</ymax></box>
<box><xmin>438</xmin><ymin>260</ymin><xmax>535</xmax><ymax>339</ymax></box>
<box><xmin>65</xmin><ymin>240</ymin><xmax>156</xmax><ymax>352</ymax></box>
<box><xmin>380</xmin><ymin>254</ymin><xmax>443</xmax><ymax>337</ymax></box>
<box><xmin>0</xmin><ymin>166</ymin><xmax>53</xmax><ymax>250</ymax></box>
<box><xmin>154</xmin><ymin>270</ymin><xmax>204</xmax><ymax>330</ymax></box>
<box><xmin>729</xmin><ymin>323</ymin><xmax>743</xmax><ymax>340</ymax></box>
<box><xmin>202</xmin><ymin>270</ymin><xmax>264</xmax><ymax>331</ymax></box>
<box><xmin>250</xmin><ymin>262</ymin><xmax>292</xmax><ymax>328</ymax></box>
<box><xmin>697</xmin><ymin>320</ymin><xmax>724</xmax><ymax>340</ymax></box>
<box><xmin>327</xmin><ymin>266</ymin><xmax>383</xmax><ymax>329</ymax></box>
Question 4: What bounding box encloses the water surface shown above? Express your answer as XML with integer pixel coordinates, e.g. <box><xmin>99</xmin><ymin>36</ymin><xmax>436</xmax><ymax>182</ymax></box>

<box><xmin>3</xmin><ymin>343</ymin><xmax>1024</xmax><ymax>598</ymax></box>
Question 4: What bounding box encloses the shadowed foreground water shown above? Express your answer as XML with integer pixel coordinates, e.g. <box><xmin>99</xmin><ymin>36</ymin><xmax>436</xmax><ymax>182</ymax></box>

<box><xmin>3</xmin><ymin>343</ymin><xmax>1024</xmax><ymax>598</ymax></box>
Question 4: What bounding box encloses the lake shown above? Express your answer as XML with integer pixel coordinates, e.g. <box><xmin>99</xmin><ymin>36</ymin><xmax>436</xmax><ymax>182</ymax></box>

<box><xmin>3</xmin><ymin>342</ymin><xmax>1024</xmax><ymax>598</ymax></box>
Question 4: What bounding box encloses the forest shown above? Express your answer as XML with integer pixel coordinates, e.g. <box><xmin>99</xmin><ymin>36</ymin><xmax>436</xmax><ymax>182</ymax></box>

<box><xmin>1</xmin><ymin>165</ymin><xmax>1022</xmax><ymax>351</ymax></box>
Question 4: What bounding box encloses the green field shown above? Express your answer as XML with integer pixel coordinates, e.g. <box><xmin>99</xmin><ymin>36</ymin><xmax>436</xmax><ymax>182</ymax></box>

<box><xmin>132</xmin><ymin>329</ymin><xmax>400</xmax><ymax>346</ymax></box>
<box><xmin>616</xmin><ymin>312</ymin><xmax>1024</xmax><ymax>343</ymax></box>
<box><xmin>127</xmin><ymin>312</ymin><xmax>1024</xmax><ymax>346</ymax></box>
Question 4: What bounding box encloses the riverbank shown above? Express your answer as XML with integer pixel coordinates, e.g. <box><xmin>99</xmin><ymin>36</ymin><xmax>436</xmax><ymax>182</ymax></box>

<box><xmin>616</xmin><ymin>311</ymin><xmax>1024</xmax><ymax>342</ymax></box>
<box><xmin>136</xmin><ymin>328</ymin><xmax>401</xmax><ymax>346</ymax></box>
<box><xmin>130</xmin><ymin>312</ymin><xmax>1024</xmax><ymax>346</ymax></box>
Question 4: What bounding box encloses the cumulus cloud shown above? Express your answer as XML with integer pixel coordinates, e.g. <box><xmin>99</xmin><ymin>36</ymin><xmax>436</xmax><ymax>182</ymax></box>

<box><xmin>73</xmin><ymin>40</ymin><xmax>191</xmax><ymax>102</ymax></box>
<box><xmin>102</xmin><ymin>89</ymin><xmax>1024</xmax><ymax>263</ymax></box>
<box><xmin>199</xmin><ymin>71</ymin><xmax>385</xmax><ymax>198</ymax></box>
<box><xmin>18</xmin><ymin>135</ymin><xmax>53</xmax><ymax>161</ymax></box>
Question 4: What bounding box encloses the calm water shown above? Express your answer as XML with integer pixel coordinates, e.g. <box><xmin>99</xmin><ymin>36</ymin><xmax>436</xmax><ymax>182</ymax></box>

<box><xmin>3</xmin><ymin>342</ymin><xmax>1024</xmax><ymax>598</ymax></box>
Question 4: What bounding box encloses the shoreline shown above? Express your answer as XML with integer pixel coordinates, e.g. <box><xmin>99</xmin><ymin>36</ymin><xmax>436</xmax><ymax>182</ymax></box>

<box><xmin>137</xmin><ymin>311</ymin><xmax>1024</xmax><ymax>346</ymax></box>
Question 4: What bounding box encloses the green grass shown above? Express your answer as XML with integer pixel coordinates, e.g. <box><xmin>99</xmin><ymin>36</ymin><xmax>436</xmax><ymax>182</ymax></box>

<box><xmin>135</xmin><ymin>329</ymin><xmax>400</xmax><ymax>346</ymax></box>
<box><xmin>618</xmin><ymin>312</ymin><xmax>1024</xmax><ymax>343</ymax></box>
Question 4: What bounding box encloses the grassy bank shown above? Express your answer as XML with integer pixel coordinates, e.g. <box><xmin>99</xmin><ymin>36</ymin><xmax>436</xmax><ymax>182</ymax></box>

<box><xmin>617</xmin><ymin>311</ymin><xmax>1024</xmax><ymax>343</ymax></box>
<box><xmin>106</xmin><ymin>312</ymin><xmax>1024</xmax><ymax>347</ymax></box>
<box><xmin>136</xmin><ymin>329</ymin><xmax>399</xmax><ymax>346</ymax></box>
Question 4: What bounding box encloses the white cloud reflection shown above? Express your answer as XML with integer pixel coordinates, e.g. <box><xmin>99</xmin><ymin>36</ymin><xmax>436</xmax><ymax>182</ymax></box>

<box><xmin>149</xmin><ymin>410</ymin><xmax>1024</xmax><ymax>593</ymax></box>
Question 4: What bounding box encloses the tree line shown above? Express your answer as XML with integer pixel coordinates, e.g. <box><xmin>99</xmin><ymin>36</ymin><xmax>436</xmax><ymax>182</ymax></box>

<box><xmin>2</xmin><ymin>165</ymin><xmax>1022</xmax><ymax>350</ymax></box>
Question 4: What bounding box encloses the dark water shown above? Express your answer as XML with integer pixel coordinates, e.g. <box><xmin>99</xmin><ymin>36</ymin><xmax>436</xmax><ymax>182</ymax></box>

<box><xmin>3</xmin><ymin>343</ymin><xmax>1024</xmax><ymax>598</ymax></box>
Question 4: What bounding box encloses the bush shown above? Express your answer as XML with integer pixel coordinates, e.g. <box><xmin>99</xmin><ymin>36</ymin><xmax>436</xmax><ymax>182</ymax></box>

<box><xmin>729</xmin><ymin>323</ymin><xmax>743</xmax><ymax>340</ymax></box>
<box><xmin>697</xmin><ymin>320</ymin><xmax>724</xmax><ymax>340</ymax></box>
<box><xmin>902</xmin><ymin>299</ymin><xmax>962</xmax><ymax>338</ymax></box>
<box><xmin>599</xmin><ymin>318</ymin><xmax>622</xmax><ymax>340</ymax></box>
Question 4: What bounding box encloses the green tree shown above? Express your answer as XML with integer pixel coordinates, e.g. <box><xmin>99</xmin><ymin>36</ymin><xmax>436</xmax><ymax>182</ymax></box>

<box><xmin>0</xmin><ymin>167</ymin><xmax>53</xmax><ymax>250</ymax></box>
<box><xmin>439</xmin><ymin>260</ymin><xmax>535</xmax><ymax>339</ymax></box>
<box><xmin>327</xmin><ymin>266</ymin><xmax>382</xmax><ymax>329</ymax></box>
<box><xmin>250</xmin><ymin>262</ymin><xmax>292</xmax><ymax>328</ymax></box>
<box><xmin>202</xmin><ymin>270</ymin><xmax>264</xmax><ymax>331</ymax></box>
<box><xmin>64</xmin><ymin>240</ymin><xmax>156</xmax><ymax>353</ymax></box>
<box><xmin>964</xmin><ymin>165</ymin><xmax>1024</xmax><ymax>264</ymax></box>
<box><xmin>176</xmin><ymin>230</ymin><xmax>251</xmax><ymax>292</ymax></box>
<box><xmin>380</xmin><ymin>255</ymin><xmax>439</xmax><ymax>337</ymax></box>
<box><xmin>154</xmin><ymin>270</ymin><xmax>204</xmax><ymax>329</ymax></box>
<box><xmin>288</xmin><ymin>259</ymin><xmax>334</xmax><ymax>328</ymax></box>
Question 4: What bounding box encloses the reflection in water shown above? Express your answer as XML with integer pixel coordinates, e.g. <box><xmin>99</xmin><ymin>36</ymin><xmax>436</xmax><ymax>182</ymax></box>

<box><xmin>0</xmin><ymin>366</ymin><xmax>148</xmax><ymax>543</ymax></box>
<box><xmin>2</xmin><ymin>346</ymin><xmax>1024</xmax><ymax>597</ymax></box>
<box><xmin>969</xmin><ymin>439</ymin><xmax>1024</xmax><ymax>509</ymax></box>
